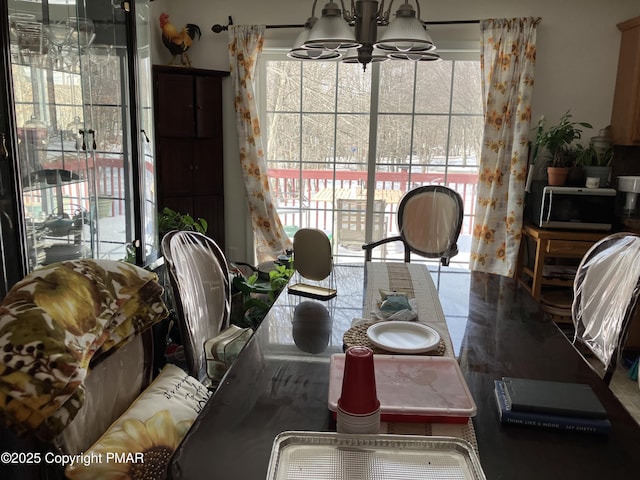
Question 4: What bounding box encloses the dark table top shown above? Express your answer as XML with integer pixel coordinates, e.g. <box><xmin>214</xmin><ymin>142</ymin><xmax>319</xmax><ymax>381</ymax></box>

<box><xmin>169</xmin><ymin>265</ymin><xmax>640</xmax><ymax>480</ymax></box>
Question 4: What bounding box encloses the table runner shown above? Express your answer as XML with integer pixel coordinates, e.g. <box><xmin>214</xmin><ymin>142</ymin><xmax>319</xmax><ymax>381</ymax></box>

<box><xmin>362</xmin><ymin>262</ymin><xmax>479</xmax><ymax>457</ymax></box>
<box><xmin>364</xmin><ymin>262</ymin><xmax>454</xmax><ymax>356</ymax></box>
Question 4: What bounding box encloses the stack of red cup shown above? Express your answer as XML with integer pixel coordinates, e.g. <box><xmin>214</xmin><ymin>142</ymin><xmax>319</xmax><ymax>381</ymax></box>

<box><xmin>336</xmin><ymin>346</ymin><xmax>381</xmax><ymax>434</ymax></box>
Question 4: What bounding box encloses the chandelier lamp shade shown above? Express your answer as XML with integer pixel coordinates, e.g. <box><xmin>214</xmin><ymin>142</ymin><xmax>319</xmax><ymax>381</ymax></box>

<box><xmin>288</xmin><ymin>0</ymin><xmax>440</xmax><ymax>70</ymax></box>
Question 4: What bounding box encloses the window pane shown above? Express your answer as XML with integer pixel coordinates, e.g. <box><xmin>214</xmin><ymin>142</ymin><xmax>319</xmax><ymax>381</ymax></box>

<box><xmin>337</xmin><ymin>63</ymin><xmax>371</xmax><ymax>113</ymax></box>
<box><xmin>452</xmin><ymin>61</ymin><xmax>482</xmax><ymax>114</ymax></box>
<box><xmin>302</xmin><ymin>62</ymin><xmax>337</xmax><ymax>112</ymax></box>
<box><xmin>336</xmin><ymin>114</ymin><xmax>369</xmax><ymax>165</ymax></box>
<box><xmin>415</xmin><ymin>61</ymin><xmax>453</xmax><ymax>114</ymax></box>
<box><xmin>266</xmin><ymin>112</ymin><xmax>301</xmax><ymax>164</ymax></box>
<box><xmin>413</xmin><ymin>114</ymin><xmax>451</xmax><ymax>167</ymax></box>
<box><xmin>448</xmin><ymin>115</ymin><xmax>483</xmax><ymax>167</ymax></box>
<box><xmin>378</xmin><ymin>61</ymin><xmax>416</xmax><ymax>113</ymax></box>
<box><xmin>301</xmin><ymin>113</ymin><xmax>335</xmax><ymax>163</ymax></box>
<box><xmin>376</xmin><ymin>114</ymin><xmax>413</xmax><ymax>165</ymax></box>
<box><xmin>267</xmin><ymin>61</ymin><xmax>301</xmax><ymax>111</ymax></box>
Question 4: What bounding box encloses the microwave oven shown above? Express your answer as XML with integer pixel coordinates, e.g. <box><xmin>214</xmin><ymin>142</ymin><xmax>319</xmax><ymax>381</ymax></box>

<box><xmin>527</xmin><ymin>185</ymin><xmax>616</xmax><ymax>230</ymax></box>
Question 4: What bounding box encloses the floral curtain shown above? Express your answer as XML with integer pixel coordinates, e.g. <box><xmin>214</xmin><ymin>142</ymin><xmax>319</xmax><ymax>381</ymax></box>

<box><xmin>228</xmin><ymin>25</ymin><xmax>292</xmax><ymax>262</ymax></box>
<box><xmin>470</xmin><ymin>17</ymin><xmax>541</xmax><ymax>276</ymax></box>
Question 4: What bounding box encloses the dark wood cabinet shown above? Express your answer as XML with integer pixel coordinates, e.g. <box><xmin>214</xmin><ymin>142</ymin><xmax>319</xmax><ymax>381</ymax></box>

<box><xmin>153</xmin><ymin>66</ymin><xmax>229</xmax><ymax>249</ymax></box>
<box><xmin>611</xmin><ymin>16</ymin><xmax>640</xmax><ymax>145</ymax></box>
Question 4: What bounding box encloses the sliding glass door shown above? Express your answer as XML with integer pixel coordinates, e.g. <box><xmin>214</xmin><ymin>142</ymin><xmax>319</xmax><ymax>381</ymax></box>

<box><xmin>260</xmin><ymin>53</ymin><xmax>482</xmax><ymax>267</ymax></box>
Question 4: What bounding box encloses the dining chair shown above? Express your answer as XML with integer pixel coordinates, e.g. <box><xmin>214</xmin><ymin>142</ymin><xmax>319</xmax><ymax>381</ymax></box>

<box><xmin>336</xmin><ymin>198</ymin><xmax>386</xmax><ymax>250</ymax></box>
<box><xmin>362</xmin><ymin>185</ymin><xmax>464</xmax><ymax>265</ymax></box>
<box><xmin>162</xmin><ymin>230</ymin><xmax>231</xmax><ymax>385</ymax></box>
<box><xmin>572</xmin><ymin>232</ymin><xmax>640</xmax><ymax>384</ymax></box>
<box><xmin>55</xmin><ymin>329</ymin><xmax>154</xmax><ymax>454</ymax></box>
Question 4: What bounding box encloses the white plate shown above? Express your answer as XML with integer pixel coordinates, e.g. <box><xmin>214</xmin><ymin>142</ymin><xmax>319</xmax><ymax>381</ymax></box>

<box><xmin>366</xmin><ymin>321</ymin><xmax>440</xmax><ymax>354</ymax></box>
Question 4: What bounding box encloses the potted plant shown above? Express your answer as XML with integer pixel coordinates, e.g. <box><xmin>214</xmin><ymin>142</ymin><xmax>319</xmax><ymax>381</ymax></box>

<box><xmin>158</xmin><ymin>207</ymin><xmax>208</xmax><ymax>239</ymax></box>
<box><xmin>575</xmin><ymin>143</ymin><xmax>614</xmax><ymax>187</ymax></box>
<box><xmin>532</xmin><ymin>111</ymin><xmax>592</xmax><ymax>186</ymax></box>
<box><xmin>231</xmin><ymin>263</ymin><xmax>294</xmax><ymax>329</ymax></box>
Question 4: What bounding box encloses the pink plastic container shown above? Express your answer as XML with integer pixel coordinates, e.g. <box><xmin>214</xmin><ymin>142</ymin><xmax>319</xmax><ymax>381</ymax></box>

<box><xmin>329</xmin><ymin>354</ymin><xmax>477</xmax><ymax>423</ymax></box>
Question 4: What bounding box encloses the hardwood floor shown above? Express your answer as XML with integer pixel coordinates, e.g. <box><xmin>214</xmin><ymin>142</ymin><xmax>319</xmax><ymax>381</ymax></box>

<box><xmin>610</xmin><ymin>364</ymin><xmax>640</xmax><ymax>424</ymax></box>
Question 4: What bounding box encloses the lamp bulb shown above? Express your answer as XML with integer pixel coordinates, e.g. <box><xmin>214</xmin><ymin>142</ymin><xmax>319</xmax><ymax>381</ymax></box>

<box><xmin>395</xmin><ymin>41</ymin><xmax>415</xmax><ymax>52</ymax></box>
<box><xmin>307</xmin><ymin>49</ymin><xmax>324</xmax><ymax>59</ymax></box>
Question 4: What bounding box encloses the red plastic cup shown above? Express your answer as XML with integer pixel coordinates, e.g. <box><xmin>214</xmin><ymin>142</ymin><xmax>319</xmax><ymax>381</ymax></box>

<box><xmin>337</xmin><ymin>346</ymin><xmax>380</xmax><ymax>415</ymax></box>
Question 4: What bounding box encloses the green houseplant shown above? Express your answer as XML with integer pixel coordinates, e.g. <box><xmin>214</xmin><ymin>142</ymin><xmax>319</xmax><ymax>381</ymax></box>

<box><xmin>231</xmin><ymin>264</ymin><xmax>294</xmax><ymax>329</ymax></box>
<box><xmin>532</xmin><ymin>111</ymin><xmax>592</xmax><ymax>186</ymax></box>
<box><xmin>575</xmin><ymin>143</ymin><xmax>614</xmax><ymax>187</ymax></box>
<box><xmin>158</xmin><ymin>207</ymin><xmax>208</xmax><ymax>239</ymax></box>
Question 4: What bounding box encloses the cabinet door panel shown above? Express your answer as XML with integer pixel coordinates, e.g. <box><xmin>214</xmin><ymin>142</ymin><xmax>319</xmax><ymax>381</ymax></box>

<box><xmin>160</xmin><ymin>196</ymin><xmax>194</xmax><ymax>218</ymax></box>
<box><xmin>157</xmin><ymin>139</ymin><xmax>194</xmax><ymax>196</ymax></box>
<box><xmin>155</xmin><ymin>73</ymin><xmax>195</xmax><ymax>138</ymax></box>
<box><xmin>195</xmin><ymin>76</ymin><xmax>223</xmax><ymax>139</ymax></box>
<box><xmin>192</xmin><ymin>139</ymin><xmax>224</xmax><ymax>196</ymax></box>
<box><xmin>611</xmin><ymin>17</ymin><xmax>640</xmax><ymax>145</ymax></box>
<box><xmin>193</xmin><ymin>195</ymin><xmax>225</xmax><ymax>249</ymax></box>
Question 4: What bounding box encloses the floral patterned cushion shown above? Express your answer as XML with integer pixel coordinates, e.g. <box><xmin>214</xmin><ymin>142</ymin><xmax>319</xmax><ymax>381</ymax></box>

<box><xmin>65</xmin><ymin>364</ymin><xmax>210</xmax><ymax>480</ymax></box>
<box><xmin>0</xmin><ymin>259</ymin><xmax>169</xmax><ymax>441</ymax></box>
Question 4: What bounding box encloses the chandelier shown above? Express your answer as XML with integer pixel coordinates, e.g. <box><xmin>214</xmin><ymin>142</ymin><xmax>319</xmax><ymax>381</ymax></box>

<box><xmin>288</xmin><ymin>0</ymin><xmax>440</xmax><ymax>70</ymax></box>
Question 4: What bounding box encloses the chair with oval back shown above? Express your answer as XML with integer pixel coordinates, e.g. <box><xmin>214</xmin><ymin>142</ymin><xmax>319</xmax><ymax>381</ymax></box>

<box><xmin>362</xmin><ymin>185</ymin><xmax>464</xmax><ymax>265</ymax></box>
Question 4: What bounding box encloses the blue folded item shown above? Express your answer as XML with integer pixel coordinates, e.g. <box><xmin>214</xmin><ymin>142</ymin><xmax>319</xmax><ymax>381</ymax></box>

<box><xmin>379</xmin><ymin>295</ymin><xmax>412</xmax><ymax>318</ymax></box>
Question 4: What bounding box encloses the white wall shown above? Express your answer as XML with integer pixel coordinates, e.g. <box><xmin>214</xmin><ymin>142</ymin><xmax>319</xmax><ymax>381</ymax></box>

<box><xmin>150</xmin><ymin>0</ymin><xmax>640</xmax><ymax>261</ymax></box>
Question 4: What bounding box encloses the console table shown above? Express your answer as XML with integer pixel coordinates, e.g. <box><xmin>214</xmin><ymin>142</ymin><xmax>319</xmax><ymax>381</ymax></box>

<box><xmin>516</xmin><ymin>223</ymin><xmax>610</xmax><ymax>303</ymax></box>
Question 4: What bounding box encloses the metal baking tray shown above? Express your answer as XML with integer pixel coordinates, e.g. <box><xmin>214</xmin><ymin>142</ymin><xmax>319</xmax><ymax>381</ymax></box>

<box><xmin>266</xmin><ymin>431</ymin><xmax>486</xmax><ymax>480</ymax></box>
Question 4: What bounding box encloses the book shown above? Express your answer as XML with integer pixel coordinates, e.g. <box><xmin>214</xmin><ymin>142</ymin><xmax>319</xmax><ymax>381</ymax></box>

<box><xmin>494</xmin><ymin>380</ymin><xmax>611</xmax><ymax>435</ymax></box>
<box><xmin>501</xmin><ymin>377</ymin><xmax>608</xmax><ymax>419</ymax></box>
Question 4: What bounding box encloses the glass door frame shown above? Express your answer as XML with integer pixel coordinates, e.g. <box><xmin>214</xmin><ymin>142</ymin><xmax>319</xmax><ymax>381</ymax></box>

<box><xmin>124</xmin><ymin>0</ymin><xmax>157</xmax><ymax>266</ymax></box>
<box><xmin>0</xmin><ymin>0</ymin><xmax>29</xmax><ymax>296</ymax></box>
<box><xmin>4</xmin><ymin>0</ymin><xmax>158</xmax><ymax>279</ymax></box>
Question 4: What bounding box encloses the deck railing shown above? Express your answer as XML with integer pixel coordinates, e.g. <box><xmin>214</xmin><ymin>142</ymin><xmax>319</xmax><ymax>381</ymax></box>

<box><xmin>268</xmin><ymin>167</ymin><xmax>479</xmax><ymax>239</ymax></box>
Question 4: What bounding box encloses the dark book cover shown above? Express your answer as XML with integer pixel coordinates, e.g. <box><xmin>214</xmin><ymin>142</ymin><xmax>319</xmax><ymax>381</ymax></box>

<box><xmin>494</xmin><ymin>380</ymin><xmax>611</xmax><ymax>435</ymax></box>
<box><xmin>502</xmin><ymin>377</ymin><xmax>608</xmax><ymax>419</ymax></box>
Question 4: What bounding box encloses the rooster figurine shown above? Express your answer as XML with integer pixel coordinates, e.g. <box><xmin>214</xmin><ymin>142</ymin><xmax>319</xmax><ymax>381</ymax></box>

<box><xmin>159</xmin><ymin>12</ymin><xmax>201</xmax><ymax>68</ymax></box>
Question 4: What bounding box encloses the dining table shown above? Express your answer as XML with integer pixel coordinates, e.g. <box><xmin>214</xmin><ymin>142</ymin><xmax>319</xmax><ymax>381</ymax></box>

<box><xmin>168</xmin><ymin>262</ymin><xmax>640</xmax><ymax>480</ymax></box>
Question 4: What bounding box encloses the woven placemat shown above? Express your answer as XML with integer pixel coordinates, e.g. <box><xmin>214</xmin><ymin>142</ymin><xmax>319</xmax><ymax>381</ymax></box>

<box><xmin>343</xmin><ymin>322</ymin><xmax>446</xmax><ymax>356</ymax></box>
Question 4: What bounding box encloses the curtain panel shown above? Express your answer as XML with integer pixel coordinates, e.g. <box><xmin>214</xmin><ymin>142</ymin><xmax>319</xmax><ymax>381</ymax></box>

<box><xmin>470</xmin><ymin>17</ymin><xmax>541</xmax><ymax>276</ymax></box>
<box><xmin>228</xmin><ymin>25</ymin><xmax>292</xmax><ymax>262</ymax></box>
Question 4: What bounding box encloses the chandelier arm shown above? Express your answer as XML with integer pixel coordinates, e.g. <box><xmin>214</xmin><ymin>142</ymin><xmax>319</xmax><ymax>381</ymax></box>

<box><xmin>377</xmin><ymin>0</ymin><xmax>386</xmax><ymax>21</ymax></box>
<box><xmin>343</xmin><ymin>0</ymin><xmax>355</xmax><ymax>23</ymax></box>
<box><xmin>311</xmin><ymin>0</ymin><xmax>319</xmax><ymax>18</ymax></box>
<box><xmin>381</xmin><ymin>0</ymin><xmax>395</xmax><ymax>24</ymax></box>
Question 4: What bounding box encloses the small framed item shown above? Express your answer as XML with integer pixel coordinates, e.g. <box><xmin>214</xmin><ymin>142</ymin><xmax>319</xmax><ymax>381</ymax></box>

<box><xmin>288</xmin><ymin>283</ymin><xmax>337</xmax><ymax>300</ymax></box>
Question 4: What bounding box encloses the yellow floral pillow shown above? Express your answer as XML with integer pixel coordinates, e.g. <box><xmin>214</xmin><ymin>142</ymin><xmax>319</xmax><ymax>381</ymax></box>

<box><xmin>65</xmin><ymin>364</ymin><xmax>210</xmax><ymax>480</ymax></box>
